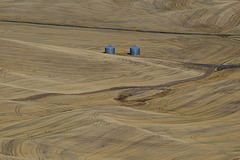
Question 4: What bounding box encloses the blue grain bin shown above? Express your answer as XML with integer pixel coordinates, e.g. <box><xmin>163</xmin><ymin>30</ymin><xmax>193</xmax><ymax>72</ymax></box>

<box><xmin>130</xmin><ymin>45</ymin><xmax>140</xmax><ymax>56</ymax></box>
<box><xmin>105</xmin><ymin>45</ymin><xmax>115</xmax><ymax>54</ymax></box>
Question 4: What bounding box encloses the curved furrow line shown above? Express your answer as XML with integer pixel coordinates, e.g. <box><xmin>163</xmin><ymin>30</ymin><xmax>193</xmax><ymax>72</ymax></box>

<box><xmin>167</xmin><ymin>81</ymin><xmax>240</xmax><ymax>119</ymax></box>
<box><xmin>180</xmin><ymin>7</ymin><xmax>203</xmax><ymax>26</ymax></box>
<box><xmin>121</xmin><ymin>0</ymin><xmax>134</xmax><ymax>15</ymax></box>
<box><xmin>223</xmin><ymin>12</ymin><xmax>240</xmax><ymax>31</ymax></box>
<box><xmin>14</xmin><ymin>105</ymin><xmax>22</xmax><ymax>116</ymax></box>
<box><xmin>0</xmin><ymin>67</ymin><xmax>8</xmax><ymax>79</ymax></box>
<box><xmin>179</xmin><ymin>2</ymin><xmax>240</xmax><ymax>32</ymax></box>
<box><xmin>0</xmin><ymin>139</ymin><xmax>78</xmax><ymax>160</ymax></box>
<box><xmin>163</xmin><ymin>127</ymin><xmax>179</xmax><ymax>139</ymax></box>
<box><xmin>218</xmin><ymin>2</ymin><xmax>240</xmax><ymax>30</ymax></box>
<box><xmin>163</xmin><ymin>0</ymin><xmax>196</xmax><ymax>10</ymax></box>
<box><xmin>0</xmin><ymin>110</ymin><xmax>111</xmax><ymax>139</ymax></box>
<box><xmin>0</xmin><ymin>109</ymin><xmax>186</xmax><ymax>159</ymax></box>
<box><xmin>178</xmin><ymin>37</ymin><xmax>240</xmax><ymax>64</ymax></box>
<box><xmin>220</xmin><ymin>42</ymin><xmax>240</xmax><ymax>65</ymax></box>
<box><xmin>0</xmin><ymin>139</ymin><xmax>27</xmax><ymax>158</ymax></box>
<box><xmin>190</xmin><ymin>132</ymin><xmax>204</xmax><ymax>143</ymax></box>
<box><xmin>187</xmin><ymin>6</ymin><xmax>216</xmax><ymax>27</ymax></box>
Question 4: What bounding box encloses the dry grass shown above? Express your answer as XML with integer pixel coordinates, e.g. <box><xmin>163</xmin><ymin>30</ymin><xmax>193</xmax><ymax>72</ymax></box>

<box><xmin>0</xmin><ymin>1</ymin><xmax>240</xmax><ymax>160</ymax></box>
<box><xmin>0</xmin><ymin>0</ymin><xmax>240</xmax><ymax>33</ymax></box>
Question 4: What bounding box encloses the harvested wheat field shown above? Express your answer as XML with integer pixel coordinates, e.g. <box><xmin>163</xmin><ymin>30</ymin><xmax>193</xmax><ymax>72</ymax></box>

<box><xmin>0</xmin><ymin>0</ymin><xmax>240</xmax><ymax>160</ymax></box>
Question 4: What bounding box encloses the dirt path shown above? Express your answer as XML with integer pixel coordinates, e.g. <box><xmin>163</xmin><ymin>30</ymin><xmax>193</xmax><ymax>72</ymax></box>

<box><xmin>1</xmin><ymin>20</ymin><xmax>239</xmax><ymax>37</ymax></box>
<box><xmin>12</xmin><ymin>65</ymin><xmax>215</xmax><ymax>101</ymax></box>
<box><xmin>12</xmin><ymin>62</ymin><xmax>240</xmax><ymax>102</ymax></box>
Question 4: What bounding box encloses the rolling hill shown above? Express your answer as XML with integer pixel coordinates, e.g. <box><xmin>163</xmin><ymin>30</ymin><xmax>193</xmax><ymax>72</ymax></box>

<box><xmin>0</xmin><ymin>0</ymin><xmax>240</xmax><ymax>160</ymax></box>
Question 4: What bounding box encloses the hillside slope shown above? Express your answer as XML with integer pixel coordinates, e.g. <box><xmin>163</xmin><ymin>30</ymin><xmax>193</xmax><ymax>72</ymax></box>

<box><xmin>0</xmin><ymin>38</ymin><xmax>239</xmax><ymax>159</ymax></box>
<box><xmin>0</xmin><ymin>0</ymin><xmax>240</xmax><ymax>160</ymax></box>
<box><xmin>0</xmin><ymin>0</ymin><xmax>239</xmax><ymax>33</ymax></box>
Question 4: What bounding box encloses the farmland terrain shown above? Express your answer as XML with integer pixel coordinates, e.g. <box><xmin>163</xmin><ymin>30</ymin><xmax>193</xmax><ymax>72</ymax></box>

<box><xmin>0</xmin><ymin>0</ymin><xmax>240</xmax><ymax>160</ymax></box>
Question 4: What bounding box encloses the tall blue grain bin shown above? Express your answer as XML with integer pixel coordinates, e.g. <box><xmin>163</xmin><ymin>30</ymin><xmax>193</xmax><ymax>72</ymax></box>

<box><xmin>105</xmin><ymin>45</ymin><xmax>115</xmax><ymax>54</ymax></box>
<box><xmin>130</xmin><ymin>45</ymin><xmax>140</xmax><ymax>56</ymax></box>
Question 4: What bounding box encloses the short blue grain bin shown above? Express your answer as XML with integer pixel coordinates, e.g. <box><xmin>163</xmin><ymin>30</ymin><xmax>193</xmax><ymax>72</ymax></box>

<box><xmin>105</xmin><ymin>45</ymin><xmax>115</xmax><ymax>54</ymax></box>
<box><xmin>130</xmin><ymin>45</ymin><xmax>140</xmax><ymax>56</ymax></box>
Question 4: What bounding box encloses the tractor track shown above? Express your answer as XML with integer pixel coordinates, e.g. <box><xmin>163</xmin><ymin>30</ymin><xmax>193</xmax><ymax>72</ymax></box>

<box><xmin>12</xmin><ymin>63</ymin><xmax>240</xmax><ymax>102</ymax></box>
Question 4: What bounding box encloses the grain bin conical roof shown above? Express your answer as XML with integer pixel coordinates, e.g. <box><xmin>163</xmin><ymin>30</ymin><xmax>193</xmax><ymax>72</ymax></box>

<box><xmin>105</xmin><ymin>45</ymin><xmax>115</xmax><ymax>54</ymax></box>
<box><xmin>130</xmin><ymin>45</ymin><xmax>140</xmax><ymax>56</ymax></box>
